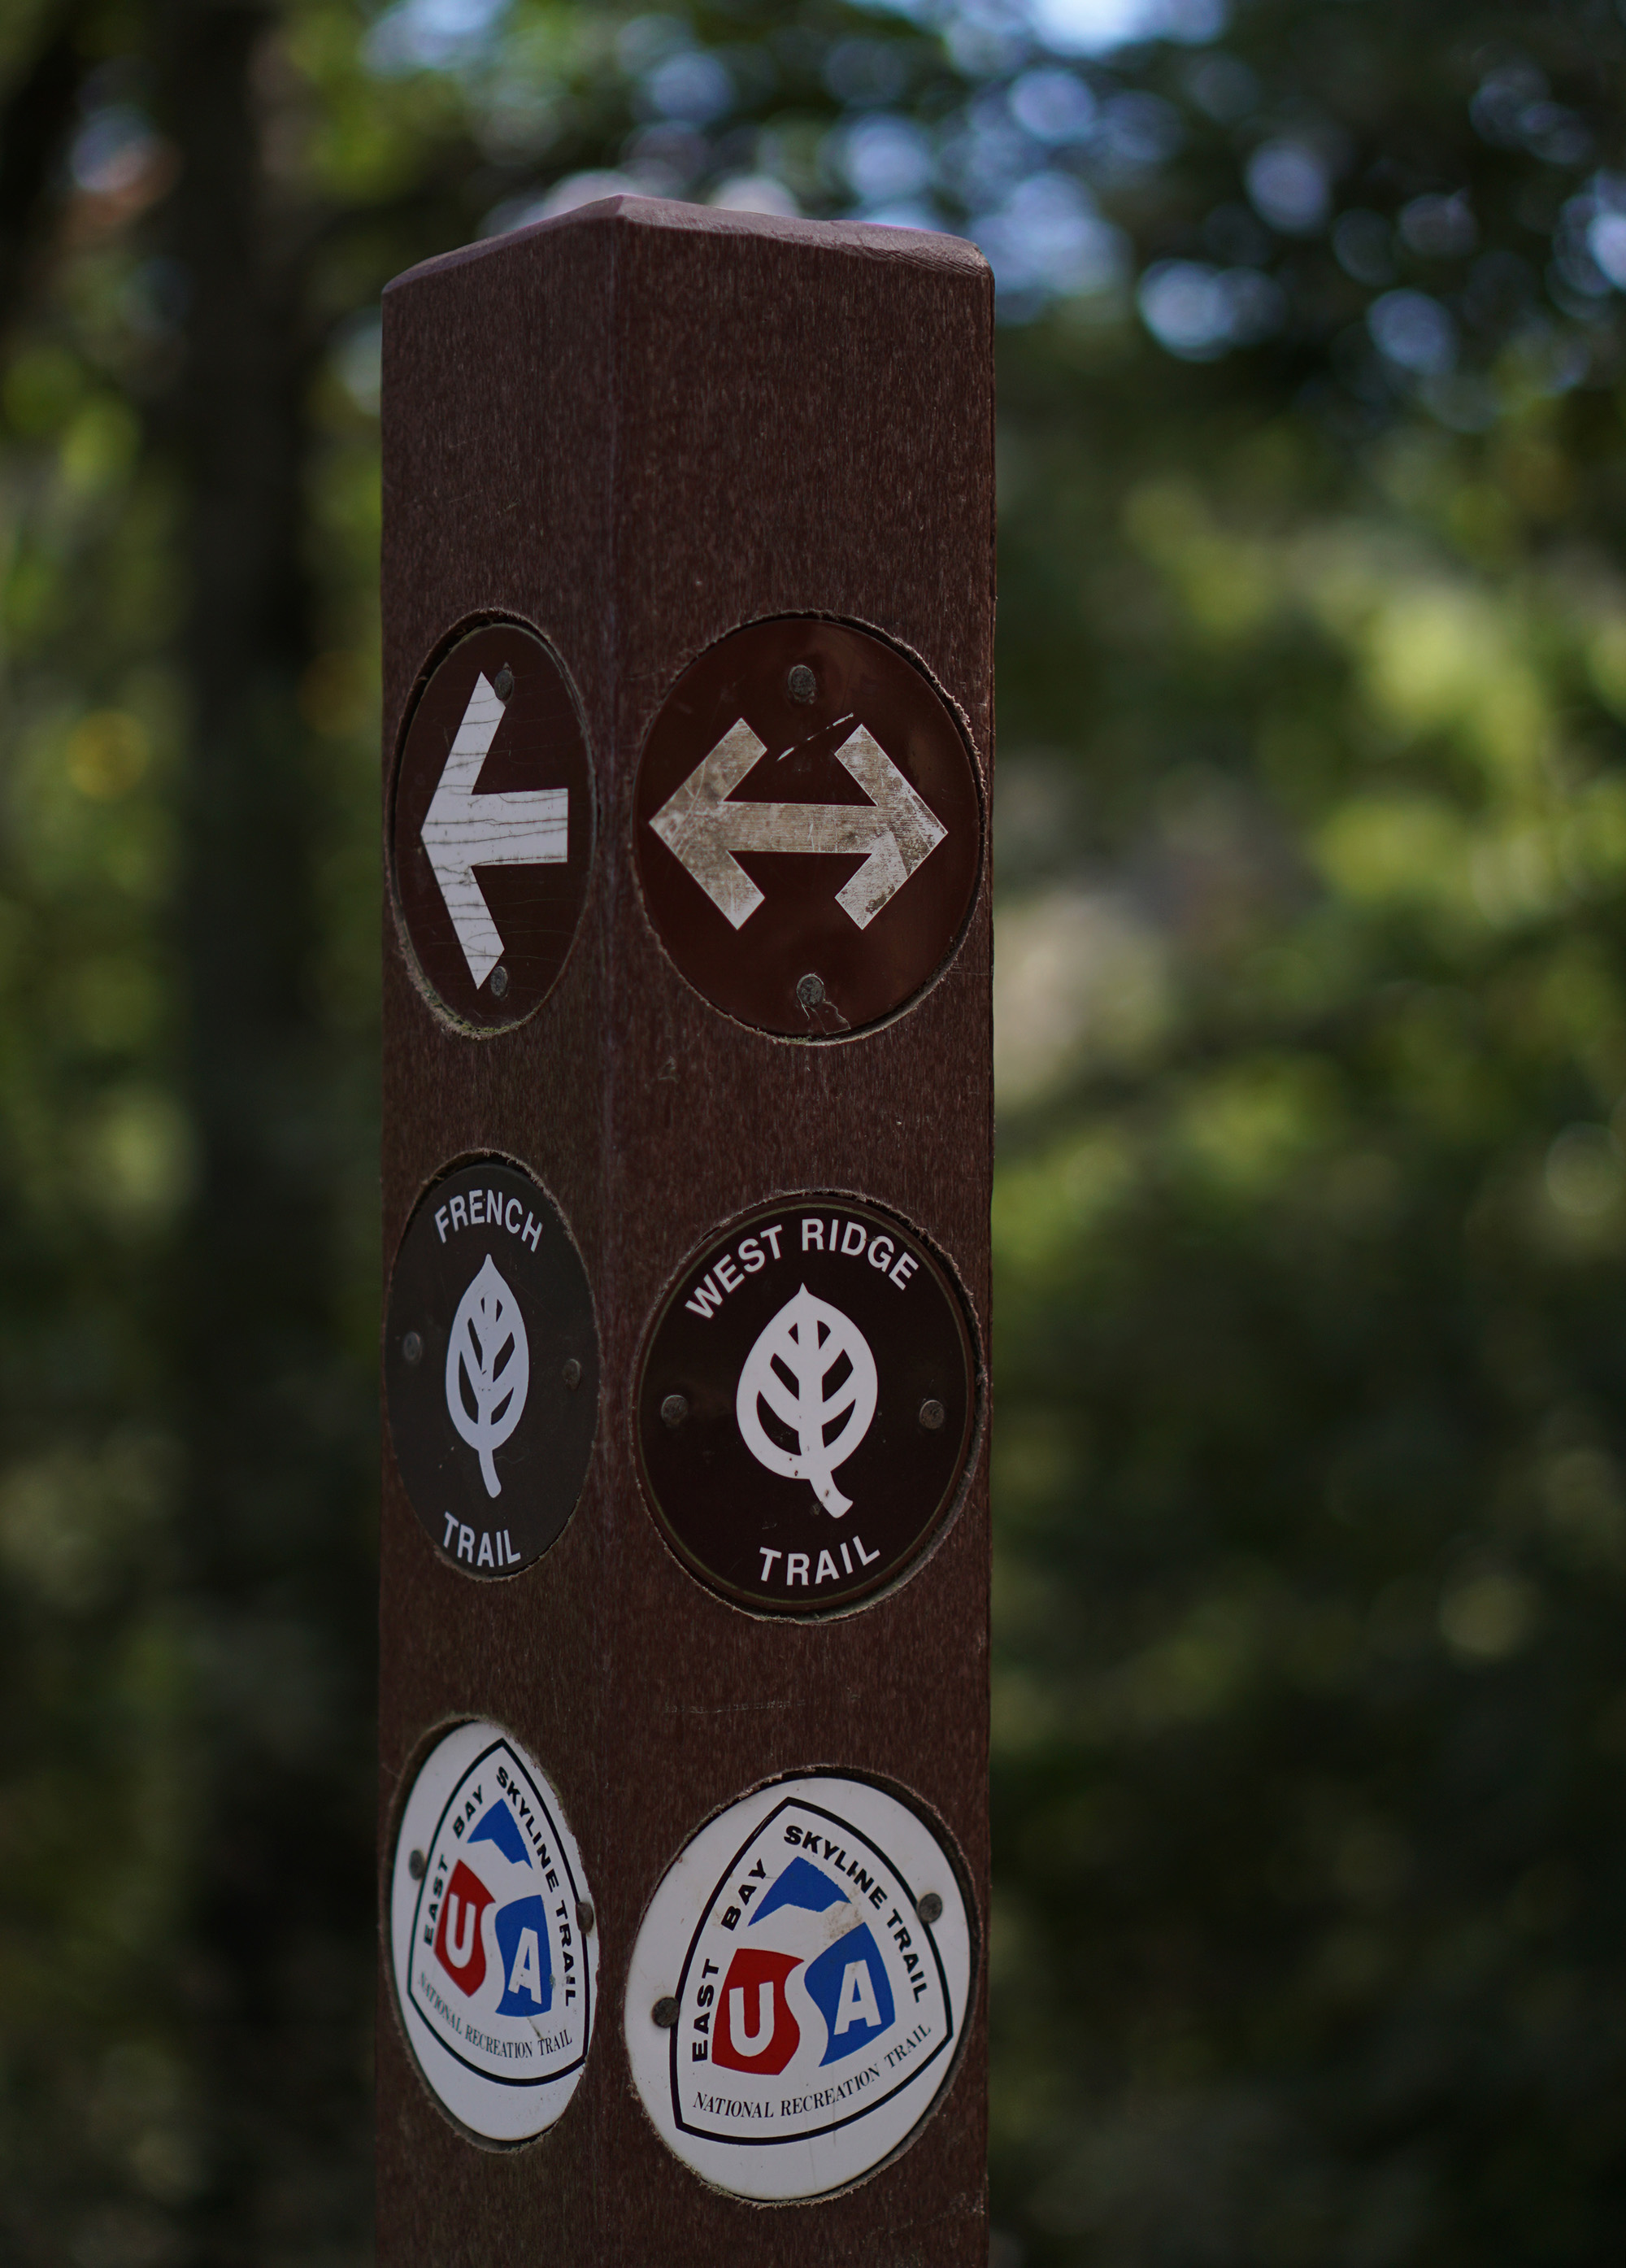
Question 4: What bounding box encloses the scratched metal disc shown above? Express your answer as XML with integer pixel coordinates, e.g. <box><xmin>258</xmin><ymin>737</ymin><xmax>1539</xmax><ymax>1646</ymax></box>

<box><xmin>634</xmin><ymin>1197</ymin><xmax>977</xmax><ymax>1615</ymax></box>
<box><xmin>633</xmin><ymin>619</ymin><xmax>981</xmax><ymax>1038</ymax></box>
<box><xmin>623</xmin><ymin>1770</ymin><xmax>973</xmax><ymax>2199</ymax></box>
<box><xmin>385</xmin><ymin>1160</ymin><xmax>599</xmax><ymax>1577</ymax></box>
<box><xmin>390</xmin><ymin>620</ymin><xmax>595</xmax><ymax>1031</ymax></box>
<box><xmin>389</xmin><ymin>1719</ymin><xmax>598</xmax><ymax>2143</ymax></box>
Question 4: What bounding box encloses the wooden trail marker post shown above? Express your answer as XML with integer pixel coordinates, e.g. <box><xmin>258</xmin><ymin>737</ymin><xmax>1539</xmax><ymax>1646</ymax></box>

<box><xmin>376</xmin><ymin>198</ymin><xmax>994</xmax><ymax>2262</ymax></box>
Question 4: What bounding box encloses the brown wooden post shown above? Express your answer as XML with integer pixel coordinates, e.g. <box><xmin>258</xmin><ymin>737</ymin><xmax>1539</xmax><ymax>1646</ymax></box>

<box><xmin>376</xmin><ymin>198</ymin><xmax>993</xmax><ymax>2262</ymax></box>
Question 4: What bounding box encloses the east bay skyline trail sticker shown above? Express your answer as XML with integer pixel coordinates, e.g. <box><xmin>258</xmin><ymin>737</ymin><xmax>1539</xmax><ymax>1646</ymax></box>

<box><xmin>624</xmin><ymin>1773</ymin><xmax>972</xmax><ymax>2201</ymax></box>
<box><xmin>635</xmin><ymin>1197</ymin><xmax>977</xmax><ymax>1614</ymax></box>
<box><xmin>634</xmin><ymin>617</ymin><xmax>981</xmax><ymax>1038</ymax></box>
<box><xmin>391</xmin><ymin>620</ymin><xmax>594</xmax><ymax>1031</ymax></box>
<box><xmin>385</xmin><ymin>1160</ymin><xmax>598</xmax><ymax>1577</ymax></box>
<box><xmin>389</xmin><ymin>1720</ymin><xmax>596</xmax><ymax>2144</ymax></box>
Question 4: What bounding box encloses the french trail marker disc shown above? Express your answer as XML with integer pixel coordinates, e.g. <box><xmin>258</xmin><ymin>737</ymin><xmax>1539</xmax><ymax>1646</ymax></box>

<box><xmin>633</xmin><ymin>617</ymin><xmax>980</xmax><ymax>1038</ymax></box>
<box><xmin>389</xmin><ymin>1720</ymin><xmax>597</xmax><ymax>2143</ymax></box>
<box><xmin>624</xmin><ymin>1773</ymin><xmax>972</xmax><ymax>2201</ymax></box>
<box><xmin>385</xmin><ymin>1160</ymin><xmax>598</xmax><ymax>1577</ymax></box>
<box><xmin>635</xmin><ymin>1198</ymin><xmax>976</xmax><ymax>1615</ymax></box>
<box><xmin>390</xmin><ymin>620</ymin><xmax>594</xmax><ymax>1031</ymax></box>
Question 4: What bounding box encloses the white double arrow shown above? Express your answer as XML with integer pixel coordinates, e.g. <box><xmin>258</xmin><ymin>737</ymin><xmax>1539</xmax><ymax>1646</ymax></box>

<box><xmin>420</xmin><ymin>673</ymin><xmax>567</xmax><ymax>987</ymax></box>
<box><xmin>649</xmin><ymin>720</ymin><xmax>947</xmax><ymax>931</ymax></box>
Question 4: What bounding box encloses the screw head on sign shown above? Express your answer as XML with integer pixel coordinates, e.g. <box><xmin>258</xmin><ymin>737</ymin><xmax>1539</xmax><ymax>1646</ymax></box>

<box><xmin>660</xmin><ymin>1393</ymin><xmax>689</xmax><ymax>1428</ymax></box>
<box><xmin>402</xmin><ymin>1332</ymin><xmax>424</xmax><ymax>1365</ymax></box>
<box><xmin>408</xmin><ymin>1848</ymin><xmax>427</xmax><ymax>1881</ymax></box>
<box><xmin>562</xmin><ymin>1358</ymin><xmax>582</xmax><ymax>1390</ymax></box>
<box><xmin>488</xmin><ymin>964</ymin><xmax>509</xmax><ymax>999</ymax></box>
<box><xmin>919</xmin><ymin>1397</ymin><xmax>946</xmax><ymax>1431</ymax></box>
<box><xmin>576</xmin><ymin>1900</ymin><xmax>596</xmax><ymax>1935</ymax></box>
<box><xmin>796</xmin><ymin>973</ymin><xmax>826</xmax><ymax>1009</ymax></box>
<box><xmin>787</xmin><ymin>663</ymin><xmax>817</xmax><ymax>703</ymax></box>
<box><xmin>493</xmin><ymin>664</ymin><xmax>515</xmax><ymax>702</ymax></box>
<box><xmin>652</xmin><ymin>1996</ymin><xmax>680</xmax><ymax>2028</ymax></box>
<box><xmin>916</xmin><ymin>1891</ymin><xmax>943</xmax><ymax>1926</ymax></box>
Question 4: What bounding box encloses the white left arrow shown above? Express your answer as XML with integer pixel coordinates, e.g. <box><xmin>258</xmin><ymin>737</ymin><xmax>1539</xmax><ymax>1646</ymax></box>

<box><xmin>420</xmin><ymin>672</ymin><xmax>567</xmax><ymax>987</ymax></box>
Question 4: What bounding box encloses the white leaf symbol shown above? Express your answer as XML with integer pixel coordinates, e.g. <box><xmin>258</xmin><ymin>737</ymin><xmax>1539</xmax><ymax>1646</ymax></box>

<box><xmin>735</xmin><ymin>1285</ymin><xmax>878</xmax><ymax>1517</ymax></box>
<box><xmin>445</xmin><ymin>1252</ymin><xmax>530</xmax><ymax>1499</ymax></box>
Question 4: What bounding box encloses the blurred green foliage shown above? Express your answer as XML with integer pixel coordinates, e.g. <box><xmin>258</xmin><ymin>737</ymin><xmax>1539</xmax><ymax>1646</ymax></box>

<box><xmin>3</xmin><ymin>0</ymin><xmax>1626</xmax><ymax>2260</ymax></box>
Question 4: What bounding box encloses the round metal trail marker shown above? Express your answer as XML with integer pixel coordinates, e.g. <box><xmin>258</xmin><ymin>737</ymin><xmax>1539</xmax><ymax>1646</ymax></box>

<box><xmin>385</xmin><ymin>1159</ymin><xmax>598</xmax><ymax>1577</ymax></box>
<box><xmin>391</xmin><ymin>620</ymin><xmax>594</xmax><ymax>1031</ymax></box>
<box><xmin>389</xmin><ymin>1720</ymin><xmax>597</xmax><ymax>2143</ymax></box>
<box><xmin>634</xmin><ymin>617</ymin><xmax>980</xmax><ymax>1038</ymax></box>
<box><xmin>624</xmin><ymin>1771</ymin><xmax>972</xmax><ymax>2200</ymax></box>
<box><xmin>635</xmin><ymin>1197</ymin><xmax>976</xmax><ymax>1614</ymax></box>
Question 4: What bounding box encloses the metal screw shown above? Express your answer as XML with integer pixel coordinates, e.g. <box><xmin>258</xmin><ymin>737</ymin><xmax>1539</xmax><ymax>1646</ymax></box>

<box><xmin>661</xmin><ymin>1393</ymin><xmax>689</xmax><ymax>1429</ymax></box>
<box><xmin>796</xmin><ymin>973</ymin><xmax>826</xmax><ymax>1009</ymax></box>
<box><xmin>787</xmin><ymin>664</ymin><xmax>816</xmax><ymax>704</ymax></box>
<box><xmin>652</xmin><ymin>1996</ymin><xmax>680</xmax><ymax>2028</ymax></box>
<box><xmin>493</xmin><ymin>665</ymin><xmax>515</xmax><ymax>701</ymax></box>
<box><xmin>563</xmin><ymin>1358</ymin><xmax>582</xmax><ymax>1390</ymax></box>
<box><xmin>919</xmin><ymin>1398</ymin><xmax>946</xmax><ymax>1431</ymax></box>
<box><xmin>917</xmin><ymin>1891</ymin><xmax>943</xmax><ymax>1926</ymax></box>
<box><xmin>576</xmin><ymin>1900</ymin><xmax>596</xmax><ymax>1935</ymax></box>
<box><xmin>408</xmin><ymin>1848</ymin><xmax>427</xmax><ymax>1881</ymax></box>
<box><xmin>402</xmin><ymin>1332</ymin><xmax>424</xmax><ymax>1365</ymax></box>
<box><xmin>489</xmin><ymin>964</ymin><xmax>509</xmax><ymax>999</ymax></box>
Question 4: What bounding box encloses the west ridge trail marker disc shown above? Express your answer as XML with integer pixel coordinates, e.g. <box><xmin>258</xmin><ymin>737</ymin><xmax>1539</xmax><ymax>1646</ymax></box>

<box><xmin>624</xmin><ymin>1772</ymin><xmax>973</xmax><ymax>2201</ymax></box>
<box><xmin>389</xmin><ymin>1720</ymin><xmax>597</xmax><ymax>2144</ymax></box>
<box><xmin>633</xmin><ymin>617</ymin><xmax>981</xmax><ymax>1038</ymax></box>
<box><xmin>385</xmin><ymin>1159</ymin><xmax>599</xmax><ymax>1577</ymax></box>
<box><xmin>390</xmin><ymin>620</ymin><xmax>595</xmax><ymax>1031</ymax></box>
<box><xmin>635</xmin><ymin>1196</ymin><xmax>977</xmax><ymax>1615</ymax></box>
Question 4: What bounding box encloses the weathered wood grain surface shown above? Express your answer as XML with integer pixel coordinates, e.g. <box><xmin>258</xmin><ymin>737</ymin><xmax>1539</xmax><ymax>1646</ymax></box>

<box><xmin>378</xmin><ymin>196</ymin><xmax>994</xmax><ymax>2265</ymax></box>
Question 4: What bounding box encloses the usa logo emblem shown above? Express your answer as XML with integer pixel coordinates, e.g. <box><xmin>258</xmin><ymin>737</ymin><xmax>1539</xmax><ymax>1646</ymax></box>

<box><xmin>389</xmin><ymin>1720</ymin><xmax>597</xmax><ymax>2142</ymax></box>
<box><xmin>624</xmin><ymin>1774</ymin><xmax>972</xmax><ymax>2199</ymax></box>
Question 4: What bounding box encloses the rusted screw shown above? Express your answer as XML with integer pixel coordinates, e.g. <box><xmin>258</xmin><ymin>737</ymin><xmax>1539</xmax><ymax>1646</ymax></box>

<box><xmin>576</xmin><ymin>1900</ymin><xmax>596</xmax><ymax>1935</ymax></box>
<box><xmin>787</xmin><ymin>664</ymin><xmax>816</xmax><ymax>703</ymax></box>
<box><xmin>797</xmin><ymin>973</ymin><xmax>826</xmax><ymax>1009</ymax></box>
<box><xmin>652</xmin><ymin>1996</ymin><xmax>680</xmax><ymax>2027</ymax></box>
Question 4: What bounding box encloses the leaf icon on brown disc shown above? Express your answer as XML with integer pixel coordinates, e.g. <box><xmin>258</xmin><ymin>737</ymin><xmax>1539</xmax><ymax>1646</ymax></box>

<box><xmin>445</xmin><ymin>1252</ymin><xmax>530</xmax><ymax>1497</ymax></box>
<box><xmin>734</xmin><ymin>1285</ymin><xmax>878</xmax><ymax>1516</ymax></box>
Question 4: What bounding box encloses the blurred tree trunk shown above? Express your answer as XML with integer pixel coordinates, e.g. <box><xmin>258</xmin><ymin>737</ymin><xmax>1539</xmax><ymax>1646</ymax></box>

<box><xmin>163</xmin><ymin>1</ymin><xmax>373</xmax><ymax>2250</ymax></box>
<box><xmin>0</xmin><ymin>2</ymin><xmax>89</xmax><ymax>333</ymax></box>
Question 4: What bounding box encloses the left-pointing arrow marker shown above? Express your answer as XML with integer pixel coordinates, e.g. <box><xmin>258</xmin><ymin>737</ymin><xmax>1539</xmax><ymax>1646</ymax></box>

<box><xmin>421</xmin><ymin>672</ymin><xmax>568</xmax><ymax>987</ymax></box>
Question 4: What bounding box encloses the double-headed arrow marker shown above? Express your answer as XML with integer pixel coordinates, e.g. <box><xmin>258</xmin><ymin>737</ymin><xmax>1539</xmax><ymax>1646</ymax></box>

<box><xmin>649</xmin><ymin>720</ymin><xmax>948</xmax><ymax>931</ymax></box>
<box><xmin>420</xmin><ymin>673</ymin><xmax>567</xmax><ymax>986</ymax></box>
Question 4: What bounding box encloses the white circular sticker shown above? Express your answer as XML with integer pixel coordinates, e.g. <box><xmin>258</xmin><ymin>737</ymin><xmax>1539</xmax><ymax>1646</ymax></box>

<box><xmin>389</xmin><ymin>1721</ymin><xmax>597</xmax><ymax>2143</ymax></box>
<box><xmin>624</xmin><ymin>1774</ymin><xmax>972</xmax><ymax>2200</ymax></box>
